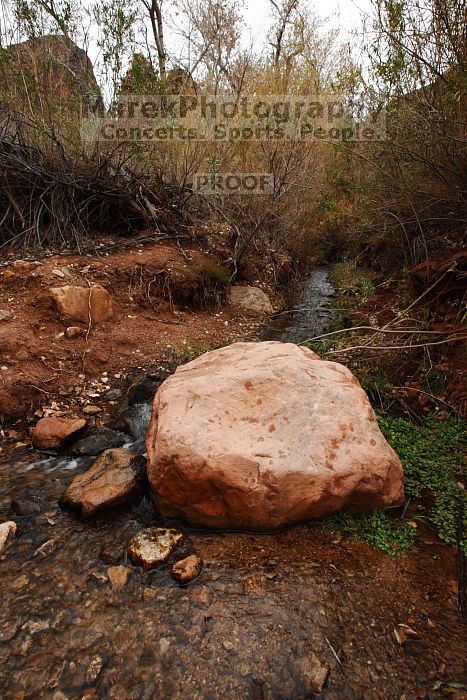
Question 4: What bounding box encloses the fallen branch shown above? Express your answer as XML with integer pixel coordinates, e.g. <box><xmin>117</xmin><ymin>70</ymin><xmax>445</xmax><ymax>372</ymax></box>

<box><xmin>322</xmin><ymin>335</ymin><xmax>467</xmax><ymax>356</ymax></box>
<box><xmin>304</xmin><ymin>326</ymin><xmax>461</xmax><ymax>345</ymax></box>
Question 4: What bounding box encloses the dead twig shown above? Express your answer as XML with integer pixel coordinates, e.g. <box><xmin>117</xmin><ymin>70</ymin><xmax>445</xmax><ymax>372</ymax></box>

<box><xmin>322</xmin><ymin>335</ymin><xmax>467</xmax><ymax>356</ymax></box>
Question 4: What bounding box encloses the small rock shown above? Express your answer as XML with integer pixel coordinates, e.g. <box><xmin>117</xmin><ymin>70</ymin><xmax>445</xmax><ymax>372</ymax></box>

<box><xmin>9</xmin><ymin>498</ymin><xmax>43</xmax><ymax>516</ymax></box>
<box><xmin>171</xmin><ymin>555</ymin><xmax>203</xmax><ymax>584</ymax></box>
<box><xmin>11</xmin><ymin>575</ymin><xmax>29</xmax><ymax>591</ymax></box>
<box><xmin>89</xmin><ymin>571</ymin><xmax>108</xmax><ymax>584</ymax></box>
<box><xmin>86</xmin><ymin>655</ymin><xmax>103</xmax><ymax>683</ymax></box>
<box><xmin>34</xmin><ymin>539</ymin><xmax>56</xmax><ymax>557</ymax></box>
<box><xmin>298</xmin><ymin>651</ymin><xmax>330</xmax><ymax>695</ymax></box>
<box><xmin>128</xmin><ymin>527</ymin><xmax>183</xmax><ymax>571</ymax></box>
<box><xmin>83</xmin><ymin>405</ymin><xmax>101</xmax><ymax>415</ymax></box>
<box><xmin>143</xmin><ymin>587</ymin><xmax>157</xmax><ymax>601</ymax></box>
<box><xmin>230</xmin><ymin>286</ymin><xmax>273</xmax><ymax>314</ymax></box>
<box><xmin>69</xmin><ymin>428</ymin><xmax>128</xmax><ymax>457</ymax></box>
<box><xmin>24</xmin><ymin>619</ymin><xmax>50</xmax><ymax>635</ymax></box>
<box><xmin>52</xmin><ymin>268</ymin><xmax>67</xmax><ymax>278</ymax></box>
<box><xmin>65</xmin><ymin>326</ymin><xmax>85</xmax><ymax>339</ymax></box>
<box><xmin>243</xmin><ymin>573</ymin><xmax>266</xmax><ymax>595</ymax></box>
<box><xmin>50</xmin><ymin>285</ymin><xmax>113</xmax><ymax>324</ymax></box>
<box><xmin>105</xmin><ymin>389</ymin><xmax>123</xmax><ymax>401</ymax></box>
<box><xmin>159</xmin><ymin>638</ymin><xmax>170</xmax><ymax>655</ymax></box>
<box><xmin>223</xmin><ymin>641</ymin><xmax>235</xmax><ymax>651</ymax></box>
<box><xmin>16</xmin><ymin>350</ymin><xmax>29</xmax><ymax>361</ymax></box>
<box><xmin>60</xmin><ymin>449</ymin><xmax>145</xmax><ymax>518</ymax></box>
<box><xmin>107</xmin><ymin>566</ymin><xmax>132</xmax><ymax>592</ymax></box>
<box><xmin>32</xmin><ymin>417</ymin><xmax>87</xmax><ymax>450</ymax></box>
<box><xmin>0</xmin><ymin>521</ymin><xmax>17</xmax><ymax>553</ymax></box>
<box><xmin>0</xmin><ymin>309</ymin><xmax>11</xmax><ymax>322</ymax></box>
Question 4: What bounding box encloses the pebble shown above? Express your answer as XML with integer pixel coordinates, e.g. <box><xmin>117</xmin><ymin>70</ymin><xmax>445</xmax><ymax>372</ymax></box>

<box><xmin>0</xmin><ymin>309</ymin><xmax>11</xmax><ymax>321</ymax></box>
<box><xmin>65</xmin><ymin>326</ymin><xmax>85</xmax><ymax>339</ymax></box>
<box><xmin>298</xmin><ymin>651</ymin><xmax>330</xmax><ymax>694</ymax></box>
<box><xmin>83</xmin><ymin>405</ymin><xmax>102</xmax><ymax>415</ymax></box>
<box><xmin>0</xmin><ymin>521</ymin><xmax>17</xmax><ymax>553</ymax></box>
<box><xmin>86</xmin><ymin>655</ymin><xmax>103</xmax><ymax>683</ymax></box>
<box><xmin>159</xmin><ymin>638</ymin><xmax>170</xmax><ymax>655</ymax></box>
<box><xmin>143</xmin><ymin>587</ymin><xmax>157</xmax><ymax>601</ymax></box>
<box><xmin>107</xmin><ymin>566</ymin><xmax>132</xmax><ymax>592</ymax></box>
<box><xmin>128</xmin><ymin>527</ymin><xmax>183</xmax><ymax>571</ymax></box>
<box><xmin>11</xmin><ymin>575</ymin><xmax>29</xmax><ymax>591</ymax></box>
<box><xmin>171</xmin><ymin>555</ymin><xmax>203</xmax><ymax>584</ymax></box>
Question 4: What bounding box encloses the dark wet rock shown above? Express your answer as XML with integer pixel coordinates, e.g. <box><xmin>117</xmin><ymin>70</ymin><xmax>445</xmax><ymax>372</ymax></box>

<box><xmin>69</xmin><ymin>428</ymin><xmax>129</xmax><ymax>456</ymax></box>
<box><xmin>171</xmin><ymin>555</ymin><xmax>203</xmax><ymax>584</ymax></box>
<box><xmin>127</xmin><ymin>377</ymin><xmax>162</xmax><ymax>406</ymax></box>
<box><xmin>99</xmin><ymin>542</ymin><xmax>124</xmax><ymax>565</ymax></box>
<box><xmin>59</xmin><ymin>448</ymin><xmax>146</xmax><ymax>518</ymax></box>
<box><xmin>9</xmin><ymin>497</ymin><xmax>43</xmax><ymax>517</ymax></box>
<box><xmin>105</xmin><ymin>388</ymin><xmax>123</xmax><ymax>401</ymax></box>
<box><xmin>110</xmin><ymin>403</ymin><xmax>152</xmax><ymax>441</ymax></box>
<box><xmin>297</xmin><ymin>650</ymin><xmax>330</xmax><ymax>694</ymax></box>
<box><xmin>32</xmin><ymin>417</ymin><xmax>87</xmax><ymax>450</ymax></box>
<box><xmin>128</xmin><ymin>527</ymin><xmax>183</xmax><ymax>571</ymax></box>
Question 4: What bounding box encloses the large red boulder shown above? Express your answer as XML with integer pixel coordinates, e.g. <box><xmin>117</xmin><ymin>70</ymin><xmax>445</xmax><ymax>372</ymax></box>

<box><xmin>146</xmin><ymin>342</ymin><xmax>404</xmax><ymax>531</ymax></box>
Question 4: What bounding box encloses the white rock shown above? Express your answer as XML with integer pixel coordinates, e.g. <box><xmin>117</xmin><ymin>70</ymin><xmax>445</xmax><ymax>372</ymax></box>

<box><xmin>128</xmin><ymin>527</ymin><xmax>183</xmax><ymax>571</ymax></box>
<box><xmin>0</xmin><ymin>521</ymin><xmax>17</xmax><ymax>553</ymax></box>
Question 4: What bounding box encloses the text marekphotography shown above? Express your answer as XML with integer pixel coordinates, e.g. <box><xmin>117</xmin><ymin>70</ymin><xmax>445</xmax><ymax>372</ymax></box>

<box><xmin>81</xmin><ymin>95</ymin><xmax>386</xmax><ymax>143</ymax></box>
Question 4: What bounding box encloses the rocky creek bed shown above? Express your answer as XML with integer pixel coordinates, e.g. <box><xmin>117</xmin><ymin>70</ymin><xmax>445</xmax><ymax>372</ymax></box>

<box><xmin>0</xmin><ymin>269</ymin><xmax>466</xmax><ymax>699</ymax></box>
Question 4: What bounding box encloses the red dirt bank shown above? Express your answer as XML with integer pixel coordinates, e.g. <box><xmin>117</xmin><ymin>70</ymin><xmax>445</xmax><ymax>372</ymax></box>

<box><xmin>0</xmin><ymin>240</ymin><xmax>265</xmax><ymax>430</ymax></box>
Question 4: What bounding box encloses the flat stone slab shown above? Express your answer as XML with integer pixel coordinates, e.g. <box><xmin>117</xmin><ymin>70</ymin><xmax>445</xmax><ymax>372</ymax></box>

<box><xmin>60</xmin><ymin>448</ymin><xmax>145</xmax><ymax>517</ymax></box>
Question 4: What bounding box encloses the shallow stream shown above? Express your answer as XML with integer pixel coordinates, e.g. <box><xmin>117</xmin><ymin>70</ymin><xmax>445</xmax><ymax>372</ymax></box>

<box><xmin>0</xmin><ymin>271</ymin><xmax>465</xmax><ymax>699</ymax></box>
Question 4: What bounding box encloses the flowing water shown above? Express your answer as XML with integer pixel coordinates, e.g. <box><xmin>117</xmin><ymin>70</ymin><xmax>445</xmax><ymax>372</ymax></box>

<box><xmin>1</xmin><ymin>272</ymin><xmax>465</xmax><ymax>700</ymax></box>
<box><xmin>266</xmin><ymin>268</ymin><xmax>336</xmax><ymax>344</ymax></box>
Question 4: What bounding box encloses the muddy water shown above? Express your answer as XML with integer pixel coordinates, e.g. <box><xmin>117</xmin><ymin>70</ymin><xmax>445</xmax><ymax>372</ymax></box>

<box><xmin>1</xmin><ymin>273</ymin><xmax>466</xmax><ymax>699</ymax></box>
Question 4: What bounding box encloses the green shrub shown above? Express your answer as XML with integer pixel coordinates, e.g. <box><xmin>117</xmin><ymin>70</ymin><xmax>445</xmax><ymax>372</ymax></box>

<box><xmin>324</xmin><ymin>415</ymin><xmax>466</xmax><ymax>555</ymax></box>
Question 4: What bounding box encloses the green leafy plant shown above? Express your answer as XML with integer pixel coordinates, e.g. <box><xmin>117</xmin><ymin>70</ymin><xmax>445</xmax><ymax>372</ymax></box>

<box><xmin>378</xmin><ymin>415</ymin><xmax>466</xmax><ymax>550</ymax></box>
<box><xmin>324</xmin><ymin>509</ymin><xmax>416</xmax><ymax>556</ymax></box>
<box><xmin>324</xmin><ymin>415</ymin><xmax>466</xmax><ymax>556</ymax></box>
<box><xmin>361</xmin><ymin>280</ymin><xmax>376</xmax><ymax>297</ymax></box>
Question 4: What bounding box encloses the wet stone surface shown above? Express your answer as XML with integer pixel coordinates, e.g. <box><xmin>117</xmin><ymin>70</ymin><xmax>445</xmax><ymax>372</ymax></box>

<box><xmin>0</xmin><ymin>449</ymin><xmax>466</xmax><ymax>699</ymax></box>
